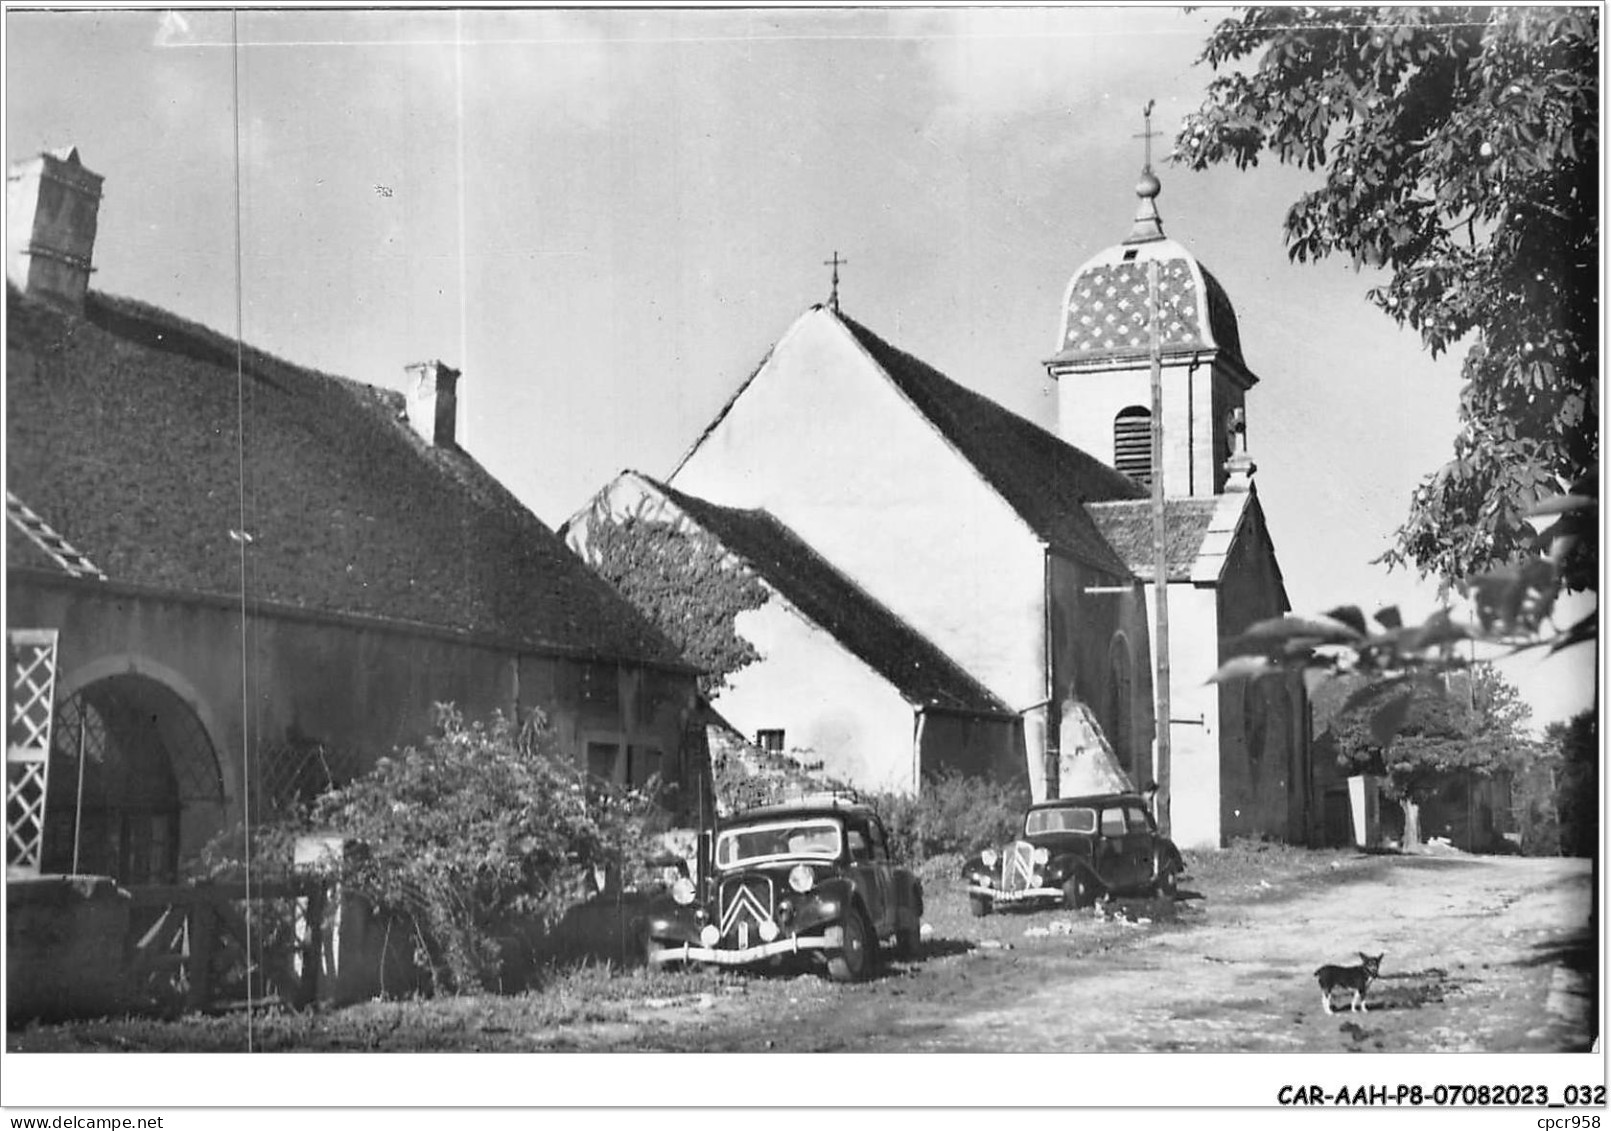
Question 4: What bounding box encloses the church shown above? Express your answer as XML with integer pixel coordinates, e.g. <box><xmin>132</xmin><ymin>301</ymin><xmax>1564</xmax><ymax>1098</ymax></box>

<box><xmin>569</xmin><ymin>157</ymin><xmax>1311</xmax><ymax>850</ymax></box>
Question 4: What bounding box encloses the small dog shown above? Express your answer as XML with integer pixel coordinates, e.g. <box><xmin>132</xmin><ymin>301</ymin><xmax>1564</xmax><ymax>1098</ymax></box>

<box><xmin>1315</xmin><ymin>952</ymin><xmax>1383</xmax><ymax>1014</ymax></box>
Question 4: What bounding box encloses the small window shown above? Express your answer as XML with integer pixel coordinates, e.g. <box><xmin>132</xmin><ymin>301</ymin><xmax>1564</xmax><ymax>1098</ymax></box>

<box><xmin>586</xmin><ymin>741</ymin><xmax>620</xmax><ymax>782</ymax></box>
<box><xmin>1122</xmin><ymin>248</ymin><xmax>1140</xmax><ymax>263</ymax></box>
<box><xmin>629</xmin><ymin>747</ymin><xmax>662</xmax><ymax>789</ymax></box>
<box><xmin>756</xmin><ymin>729</ymin><xmax>785</xmax><ymax>754</ymax></box>
<box><xmin>1114</xmin><ymin>406</ymin><xmax>1152</xmax><ymax>486</ymax></box>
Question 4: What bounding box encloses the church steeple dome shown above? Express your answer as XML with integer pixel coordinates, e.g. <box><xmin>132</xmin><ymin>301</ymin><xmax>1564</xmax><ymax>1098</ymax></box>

<box><xmin>1044</xmin><ymin>106</ymin><xmax>1262</xmax><ymax>497</ymax></box>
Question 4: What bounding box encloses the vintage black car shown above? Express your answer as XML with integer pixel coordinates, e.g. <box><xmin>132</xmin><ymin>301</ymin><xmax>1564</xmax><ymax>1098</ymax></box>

<box><xmin>642</xmin><ymin>798</ymin><xmax>923</xmax><ymax>981</ymax></box>
<box><xmin>961</xmin><ymin>792</ymin><xmax>1185</xmax><ymax>916</ymax></box>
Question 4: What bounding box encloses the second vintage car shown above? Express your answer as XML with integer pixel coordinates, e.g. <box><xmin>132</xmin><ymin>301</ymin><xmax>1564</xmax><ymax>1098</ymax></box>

<box><xmin>642</xmin><ymin>796</ymin><xmax>924</xmax><ymax>981</ymax></box>
<box><xmin>962</xmin><ymin>791</ymin><xmax>1185</xmax><ymax>916</ymax></box>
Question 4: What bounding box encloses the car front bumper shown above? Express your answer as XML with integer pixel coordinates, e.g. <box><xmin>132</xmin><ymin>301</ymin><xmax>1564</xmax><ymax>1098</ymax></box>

<box><xmin>966</xmin><ymin>884</ymin><xmax>1063</xmax><ymax>903</ymax></box>
<box><xmin>647</xmin><ymin>925</ymin><xmax>843</xmax><ymax>967</ymax></box>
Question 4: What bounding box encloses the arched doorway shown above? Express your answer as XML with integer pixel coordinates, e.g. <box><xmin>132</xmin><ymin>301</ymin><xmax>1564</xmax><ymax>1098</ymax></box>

<box><xmin>41</xmin><ymin>674</ymin><xmax>223</xmax><ymax>884</ymax></box>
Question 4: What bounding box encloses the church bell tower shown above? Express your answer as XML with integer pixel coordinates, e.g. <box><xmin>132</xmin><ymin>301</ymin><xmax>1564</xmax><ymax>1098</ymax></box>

<box><xmin>1044</xmin><ymin>143</ymin><xmax>1260</xmax><ymax>497</ymax></box>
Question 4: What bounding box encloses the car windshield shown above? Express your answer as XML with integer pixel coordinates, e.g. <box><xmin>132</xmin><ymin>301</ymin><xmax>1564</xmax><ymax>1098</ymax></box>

<box><xmin>714</xmin><ymin>818</ymin><xmax>843</xmax><ymax>869</ymax></box>
<box><xmin>1025</xmin><ymin>806</ymin><xmax>1097</xmax><ymax>836</ymax></box>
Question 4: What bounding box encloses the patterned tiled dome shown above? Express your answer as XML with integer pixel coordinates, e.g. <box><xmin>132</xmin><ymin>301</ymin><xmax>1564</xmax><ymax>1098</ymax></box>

<box><xmin>1049</xmin><ymin>176</ymin><xmax>1253</xmax><ymax>382</ymax></box>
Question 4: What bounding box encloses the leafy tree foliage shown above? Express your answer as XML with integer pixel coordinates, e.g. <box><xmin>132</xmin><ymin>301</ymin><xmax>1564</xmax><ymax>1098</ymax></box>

<box><xmin>1176</xmin><ymin>6</ymin><xmax>1598</xmax><ymax>590</ymax></box>
<box><xmin>579</xmin><ymin>513</ymin><xmax>768</xmax><ymax>696</ymax></box>
<box><xmin>1544</xmin><ymin>710</ymin><xmax>1599</xmax><ymax>857</ymax></box>
<box><xmin>287</xmin><ymin>705</ymin><xmax>664</xmax><ymax>994</ymax></box>
<box><xmin>1318</xmin><ymin>666</ymin><xmax>1537</xmax><ymax>843</ymax></box>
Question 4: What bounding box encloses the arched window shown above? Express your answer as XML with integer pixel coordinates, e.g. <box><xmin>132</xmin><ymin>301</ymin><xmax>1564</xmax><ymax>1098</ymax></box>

<box><xmin>43</xmin><ymin>675</ymin><xmax>222</xmax><ymax>885</ymax></box>
<box><xmin>1114</xmin><ymin>406</ymin><xmax>1152</xmax><ymax>486</ymax></box>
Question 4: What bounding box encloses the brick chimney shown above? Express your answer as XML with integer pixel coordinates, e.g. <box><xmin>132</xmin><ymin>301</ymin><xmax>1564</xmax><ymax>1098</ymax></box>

<box><xmin>6</xmin><ymin>147</ymin><xmax>103</xmax><ymax>311</ymax></box>
<box><xmin>404</xmin><ymin>360</ymin><xmax>461</xmax><ymax>447</ymax></box>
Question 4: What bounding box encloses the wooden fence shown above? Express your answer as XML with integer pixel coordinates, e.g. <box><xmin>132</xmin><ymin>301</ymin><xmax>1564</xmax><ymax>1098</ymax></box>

<box><xmin>126</xmin><ymin>880</ymin><xmax>325</xmax><ymax>1013</ymax></box>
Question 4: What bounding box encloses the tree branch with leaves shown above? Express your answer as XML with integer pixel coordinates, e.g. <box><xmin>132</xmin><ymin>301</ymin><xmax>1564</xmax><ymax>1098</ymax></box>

<box><xmin>1176</xmin><ymin>6</ymin><xmax>1598</xmax><ymax>591</ymax></box>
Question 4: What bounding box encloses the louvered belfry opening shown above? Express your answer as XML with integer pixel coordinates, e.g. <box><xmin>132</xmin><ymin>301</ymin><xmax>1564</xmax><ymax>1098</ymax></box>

<box><xmin>1113</xmin><ymin>406</ymin><xmax>1152</xmax><ymax>486</ymax></box>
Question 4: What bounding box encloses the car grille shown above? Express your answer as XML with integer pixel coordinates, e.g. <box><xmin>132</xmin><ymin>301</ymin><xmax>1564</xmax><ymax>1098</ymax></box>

<box><xmin>718</xmin><ymin>875</ymin><xmax>775</xmax><ymax>946</ymax></box>
<box><xmin>1000</xmin><ymin>841</ymin><xmax>1037</xmax><ymax>892</ymax></box>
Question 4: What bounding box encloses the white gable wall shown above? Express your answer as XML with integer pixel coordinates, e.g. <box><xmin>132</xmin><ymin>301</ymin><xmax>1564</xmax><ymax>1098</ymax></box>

<box><xmin>719</xmin><ymin>596</ymin><xmax>920</xmax><ymax>794</ymax></box>
<box><xmin>672</xmin><ymin>309</ymin><xmax>1049</xmax><ymax>715</ymax></box>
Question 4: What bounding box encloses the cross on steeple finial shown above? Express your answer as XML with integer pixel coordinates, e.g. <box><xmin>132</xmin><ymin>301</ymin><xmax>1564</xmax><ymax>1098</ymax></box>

<box><xmin>1134</xmin><ymin>98</ymin><xmax>1160</xmax><ymax>174</ymax></box>
<box><xmin>823</xmin><ymin>250</ymin><xmax>848</xmax><ymax>312</ymax></box>
<box><xmin>1124</xmin><ymin>99</ymin><xmax>1166</xmax><ymax>244</ymax></box>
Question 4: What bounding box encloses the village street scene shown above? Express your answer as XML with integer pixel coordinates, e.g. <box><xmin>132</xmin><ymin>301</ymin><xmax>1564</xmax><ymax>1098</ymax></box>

<box><xmin>2</xmin><ymin>5</ymin><xmax>1601</xmax><ymax>1115</ymax></box>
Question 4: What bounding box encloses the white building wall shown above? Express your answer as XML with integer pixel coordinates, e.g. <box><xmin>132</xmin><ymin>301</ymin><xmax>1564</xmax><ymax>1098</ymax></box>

<box><xmin>1055</xmin><ymin>359</ymin><xmax>1218</xmax><ymax>498</ymax></box>
<box><xmin>719</xmin><ymin>597</ymin><xmax>919</xmax><ymax>794</ymax></box>
<box><xmin>1142</xmin><ymin>579</ymin><xmax>1224</xmax><ymax>850</ymax></box>
<box><xmin>672</xmin><ymin>309</ymin><xmax>1048</xmax><ymax>717</ymax></box>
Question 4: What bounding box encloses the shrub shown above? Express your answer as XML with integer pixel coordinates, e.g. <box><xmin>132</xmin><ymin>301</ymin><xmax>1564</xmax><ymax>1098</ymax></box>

<box><xmin>208</xmin><ymin>704</ymin><xmax>667</xmax><ymax>996</ymax></box>
<box><xmin>871</xmin><ymin>770</ymin><xmax>1030</xmax><ymax>862</ymax></box>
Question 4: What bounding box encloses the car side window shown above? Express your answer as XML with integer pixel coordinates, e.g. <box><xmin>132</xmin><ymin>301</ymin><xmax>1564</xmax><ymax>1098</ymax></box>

<box><xmin>846</xmin><ymin>825</ymin><xmax>873</xmax><ymax>862</ymax></box>
<box><xmin>1100</xmin><ymin>807</ymin><xmax>1127</xmax><ymax>837</ymax></box>
<box><xmin>1124</xmin><ymin>806</ymin><xmax>1152</xmax><ymax>833</ymax></box>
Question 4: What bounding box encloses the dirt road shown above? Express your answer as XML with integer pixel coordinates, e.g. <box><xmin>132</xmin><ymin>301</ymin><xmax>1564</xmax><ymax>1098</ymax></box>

<box><xmin>598</xmin><ymin>852</ymin><xmax>1596</xmax><ymax>1054</ymax></box>
<box><xmin>7</xmin><ymin>851</ymin><xmax>1595</xmax><ymax>1057</ymax></box>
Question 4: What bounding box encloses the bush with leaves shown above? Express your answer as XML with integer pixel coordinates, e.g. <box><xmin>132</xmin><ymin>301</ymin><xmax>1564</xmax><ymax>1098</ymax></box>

<box><xmin>273</xmin><ymin>704</ymin><xmax>666</xmax><ymax>995</ymax></box>
<box><xmin>870</xmin><ymin>770</ymin><xmax>1031</xmax><ymax>863</ymax></box>
<box><xmin>1545</xmin><ymin>710</ymin><xmax>1599</xmax><ymax>858</ymax></box>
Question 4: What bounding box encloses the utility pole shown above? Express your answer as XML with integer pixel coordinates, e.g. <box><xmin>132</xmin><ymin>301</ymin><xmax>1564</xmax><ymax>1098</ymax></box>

<box><xmin>1133</xmin><ymin>97</ymin><xmax>1173</xmax><ymax>837</ymax></box>
<box><xmin>1147</xmin><ymin>255</ymin><xmax>1172</xmax><ymax>838</ymax></box>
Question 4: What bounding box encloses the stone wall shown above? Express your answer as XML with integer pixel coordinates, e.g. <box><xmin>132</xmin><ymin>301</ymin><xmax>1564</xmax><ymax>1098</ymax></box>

<box><xmin>6</xmin><ymin>875</ymin><xmax>131</xmax><ymax>1022</ymax></box>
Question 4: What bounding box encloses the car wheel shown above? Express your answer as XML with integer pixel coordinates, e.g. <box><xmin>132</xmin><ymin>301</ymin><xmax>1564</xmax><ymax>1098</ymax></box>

<box><xmin>968</xmin><ymin>894</ymin><xmax>993</xmax><ymax>918</ymax></box>
<box><xmin>1153</xmin><ymin>866</ymin><xmax>1179</xmax><ymax>900</ymax></box>
<box><xmin>827</xmin><ymin>910</ymin><xmax>873</xmax><ymax>982</ymax></box>
<box><xmin>893</xmin><ymin>924</ymin><xmax>921</xmax><ymax>961</ymax></box>
<box><xmin>1062</xmin><ymin>873</ymin><xmax>1094</xmax><ymax>910</ymax></box>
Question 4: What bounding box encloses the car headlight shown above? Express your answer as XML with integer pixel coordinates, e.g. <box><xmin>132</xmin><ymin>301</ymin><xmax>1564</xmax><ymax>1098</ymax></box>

<box><xmin>700</xmin><ymin>924</ymin><xmax>720</xmax><ymax>947</ymax></box>
<box><xmin>980</xmin><ymin>849</ymin><xmax>998</xmax><ymax>868</ymax></box>
<box><xmin>1031</xmin><ymin>872</ymin><xmax>1044</xmax><ymax>887</ymax></box>
<box><xmin>1032</xmin><ymin>847</ymin><xmax>1050</xmax><ymax>865</ymax></box>
<box><xmin>671</xmin><ymin>877</ymin><xmax>696</xmax><ymax>905</ymax></box>
<box><xmin>758</xmin><ymin>920</ymin><xmax>780</xmax><ymax>942</ymax></box>
<box><xmin>789</xmin><ymin>864</ymin><xmax>815</xmax><ymax>893</ymax></box>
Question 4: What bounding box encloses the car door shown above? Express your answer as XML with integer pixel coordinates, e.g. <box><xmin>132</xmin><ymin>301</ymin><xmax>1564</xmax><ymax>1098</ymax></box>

<box><xmin>1122</xmin><ymin>803</ymin><xmax>1156</xmax><ymax>888</ymax></box>
<box><xmin>1096</xmin><ymin>804</ymin><xmax>1135</xmax><ymax>889</ymax></box>
<box><xmin>844</xmin><ymin>816</ymin><xmax>893</xmax><ymax>936</ymax></box>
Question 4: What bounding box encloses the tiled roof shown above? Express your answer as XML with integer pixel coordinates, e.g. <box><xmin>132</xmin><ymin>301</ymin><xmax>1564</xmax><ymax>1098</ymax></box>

<box><xmin>1085</xmin><ymin>498</ymin><xmax>1223</xmax><ymax>582</ymax></box>
<box><xmin>647</xmin><ymin>477</ymin><xmax>1013</xmax><ymax>716</ymax></box>
<box><xmin>1048</xmin><ymin>239</ymin><xmax>1253</xmax><ymax>383</ymax></box>
<box><xmin>5</xmin><ymin>287</ymin><xmax>690</xmax><ymax>667</ymax></box>
<box><xmin>835</xmin><ymin>313</ymin><xmax>1144</xmax><ymax>576</ymax></box>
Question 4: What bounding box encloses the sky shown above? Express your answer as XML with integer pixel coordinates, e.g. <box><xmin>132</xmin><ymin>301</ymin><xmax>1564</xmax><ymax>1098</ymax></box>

<box><xmin>3</xmin><ymin>5</ymin><xmax>1596</xmax><ymax>728</ymax></box>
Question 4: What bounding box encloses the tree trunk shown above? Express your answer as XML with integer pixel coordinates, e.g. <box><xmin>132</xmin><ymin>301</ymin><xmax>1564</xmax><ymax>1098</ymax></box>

<box><xmin>1402</xmin><ymin>799</ymin><xmax>1422</xmax><ymax>849</ymax></box>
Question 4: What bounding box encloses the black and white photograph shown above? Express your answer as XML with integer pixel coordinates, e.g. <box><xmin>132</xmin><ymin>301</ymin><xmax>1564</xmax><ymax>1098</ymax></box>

<box><xmin>2</xmin><ymin>3</ymin><xmax>1601</xmax><ymax>1120</ymax></box>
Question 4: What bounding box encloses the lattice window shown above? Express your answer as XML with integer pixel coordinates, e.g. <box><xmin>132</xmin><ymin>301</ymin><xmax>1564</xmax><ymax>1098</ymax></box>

<box><xmin>256</xmin><ymin>739</ymin><xmax>355</xmax><ymax>817</ymax></box>
<box><xmin>7</xmin><ymin>629</ymin><xmax>59</xmax><ymax>874</ymax></box>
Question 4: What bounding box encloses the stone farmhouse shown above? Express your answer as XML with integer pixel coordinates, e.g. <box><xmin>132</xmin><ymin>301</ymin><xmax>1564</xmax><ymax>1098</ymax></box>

<box><xmin>5</xmin><ymin>148</ymin><xmax>703</xmax><ymax>885</ymax></box>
